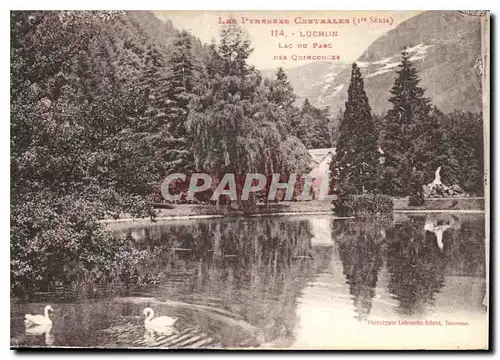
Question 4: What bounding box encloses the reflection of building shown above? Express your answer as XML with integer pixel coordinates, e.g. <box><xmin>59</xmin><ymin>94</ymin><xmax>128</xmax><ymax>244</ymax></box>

<box><xmin>308</xmin><ymin>148</ymin><xmax>335</xmax><ymax>199</ymax></box>
<box><xmin>293</xmin><ymin>219</ymin><xmax>353</xmax><ymax>348</ymax></box>
<box><xmin>309</xmin><ymin>216</ymin><xmax>333</xmax><ymax>246</ymax></box>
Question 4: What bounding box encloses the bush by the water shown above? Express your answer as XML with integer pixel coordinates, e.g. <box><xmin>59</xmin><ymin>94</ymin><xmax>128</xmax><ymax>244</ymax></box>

<box><xmin>334</xmin><ymin>194</ymin><xmax>393</xmax><ymax>217</ymax></box>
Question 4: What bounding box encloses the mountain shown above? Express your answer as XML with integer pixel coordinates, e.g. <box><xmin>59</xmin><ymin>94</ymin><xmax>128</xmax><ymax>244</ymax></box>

<box><xmin>276</xmin><ymin>11</ymin><xmax>483</xmax><ymax>116</ymax></box>
<box><xmin>261</xmin><ymin>62</ymin><xmax>350</xmax><ymax>106</ymax></box>
<box><xmin>92</xmin><ymin>11</ymin><xmax>208</xmax><ymax>82</ymax></box>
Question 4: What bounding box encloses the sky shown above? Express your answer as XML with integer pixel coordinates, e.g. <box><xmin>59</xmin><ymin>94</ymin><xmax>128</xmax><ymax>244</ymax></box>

<box><xmin>154</xmin><ymin>10</ymin><xmax>422</xmax><ymax>70</ymax></box>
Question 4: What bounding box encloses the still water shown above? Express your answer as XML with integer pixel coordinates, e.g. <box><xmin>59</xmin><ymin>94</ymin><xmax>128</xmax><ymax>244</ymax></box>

<box><xmin>11</xmin><ymin>213</ymin><xmax>488</xmax><ymax>349</ymax></box>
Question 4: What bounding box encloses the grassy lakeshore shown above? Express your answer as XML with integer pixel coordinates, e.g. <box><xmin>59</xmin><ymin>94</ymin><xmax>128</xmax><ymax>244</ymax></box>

<box><xmin>103</xmin><ymin>197</ymin><xmax>485</xmax><ymax>223</ymax></box>
<box><xmin>103</xmin><ymin>201</ymin><xmax>333</xmax><ymax>222</ymax></box>
<box><xmin>393</xmin><ymin>197</ymin><xmax>485</xmax><ymax>211</ymax></box>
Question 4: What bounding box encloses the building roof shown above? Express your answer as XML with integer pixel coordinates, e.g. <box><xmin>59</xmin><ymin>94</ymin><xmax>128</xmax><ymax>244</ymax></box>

<box><xmin>308</xmin><ymin>148</ymin><xmax>336</xmax><ymax>165</ymax></box>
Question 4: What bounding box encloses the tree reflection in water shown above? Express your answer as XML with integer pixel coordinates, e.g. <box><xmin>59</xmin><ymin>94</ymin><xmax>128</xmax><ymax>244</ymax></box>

<box><xmin>386</xmin><ymin>215</ymin><xmax>448</xmax><ymax>316</ymax></box>
<box><xmin>332</xmin><ymin>214</ymin><xmax>484</xmax><ymax>319</ymax></box>
<box><xmin>334</xmin><ymin>220</ymin><xmax>385</xmax><ymax>320</ymax></box>
<box><xmin>123</xmin><ymin>217</ymin><xmax>328</xmax><ymax>346</ymax></box>
<box><xmin>11</xmin><ymin>214</ymin><xmax>486</xmax><ymax>348</ymax></box>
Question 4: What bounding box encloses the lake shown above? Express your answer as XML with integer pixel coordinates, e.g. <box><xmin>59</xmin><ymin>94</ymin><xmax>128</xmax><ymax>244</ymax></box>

<box><xmin>11</xmin><ymin>213</ymin><xmax>488</xmax><ymax>349</ymax></box>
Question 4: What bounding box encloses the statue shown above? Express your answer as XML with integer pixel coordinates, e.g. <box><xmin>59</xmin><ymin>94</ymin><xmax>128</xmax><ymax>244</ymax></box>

<box><xmin>432</xmin><ymin>166</ymin><xmax>443</xmax><ymax>186</ymax></box>
<box><xmin>423</xmin><ymin>166</ymin><xmax>466</xmax><ymax>198</ymax></box>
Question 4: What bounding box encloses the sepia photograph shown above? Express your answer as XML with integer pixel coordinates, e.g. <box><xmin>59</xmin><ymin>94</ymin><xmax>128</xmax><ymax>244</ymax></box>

<box><xmin>10</xmin><ymin>9</ymin><xmax>489</xmax><ymax>350</ymax></box>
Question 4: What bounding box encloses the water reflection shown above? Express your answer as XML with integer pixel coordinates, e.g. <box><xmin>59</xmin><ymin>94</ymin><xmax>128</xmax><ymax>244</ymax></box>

<box><xmin>386</xmin><ymin>215</ymin><xmax>485</xmax><ymax>316</ymax></box>
<box><xmin>335</xmin><ymin>221</ymin><xmax>385</xmax><ymax>320</ymax></box>
<box><xmin>11</xmin><ymin>214</ymin><xmax>487</xmax><ymax>349</ymax></box>
<box><xmin>125</xmin><ymin>217</ymin><xmax>323</xmax><ymax>347</ymax></box>
<box><xmin>424</xmin><ymin>214</ymin><xmax>461</xmax><ymax>250</ymax></box>
<box><xmin>25</xmin><ymin>323</ymin><xmax>54</xmax><ymax>346</ymax></box>
<box><xmin>386</xmin><ymin>216</ymin><xmax>447</xmax><ymax>315</ymax></box>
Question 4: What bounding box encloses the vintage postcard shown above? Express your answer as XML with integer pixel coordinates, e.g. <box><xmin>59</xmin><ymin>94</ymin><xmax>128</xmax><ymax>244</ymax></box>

<box><xmin>10</xmin><ymin>10</ymin><xmax>489</xmax><ymax>350</ymax></box>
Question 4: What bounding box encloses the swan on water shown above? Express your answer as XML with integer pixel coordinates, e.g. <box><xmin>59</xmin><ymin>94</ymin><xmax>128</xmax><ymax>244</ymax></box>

<box><xmin>143</xmin><ymin>307</ymin><xmax>178</xmax><ymax>331</ymax></box>
<box><xmin>24</xmin><ymin>305</ymin><xmax>53</xmax><ymax>327</ymax></box>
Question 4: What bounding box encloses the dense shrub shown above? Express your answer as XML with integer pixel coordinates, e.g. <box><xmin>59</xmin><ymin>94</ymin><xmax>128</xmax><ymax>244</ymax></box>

<box><xmin>334</xmin><ymin>194</ymin><xmax>393</xmax><ymax>217</ymax></box>
<box><xmin>10</xmin><ymin>192</ymin><xmax>151</xmax><ymax>295</ymax></box>
<box><xmin>439</xmin><ymin>110</ymin><xmax>484</xmax><ymax>196</ymax></box>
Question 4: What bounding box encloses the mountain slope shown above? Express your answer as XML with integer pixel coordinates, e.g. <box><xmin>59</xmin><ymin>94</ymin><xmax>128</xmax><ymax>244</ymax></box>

<box><xmin>261</xmin><ymin>62</ymin><xmax>350</xmax><ymax>106</ymax></box>
<box><xmin>93</xmin><ymin>11</ymin><xmax>208</xmax><ymax>83</ymax></box>
<box><xmin>284</xmin><ymin>11</ymin><xmax>483</xmax><ymax>115</ymax></box>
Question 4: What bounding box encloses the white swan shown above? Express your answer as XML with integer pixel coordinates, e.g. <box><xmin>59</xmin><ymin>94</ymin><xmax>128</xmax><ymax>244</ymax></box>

<box><xmin>25</xmin><ymin>323</ymin><xmax>51</xmax><ymax>335</ymax></box>
<box><xmin>143</xmin><ymin>307</ymin><xmax>178</xmax><ymax>331</ymax></box>
<box><xmin>24</xmin><ymin>305</ymin><xmax>53</xmax><ymax>327</ymax></box>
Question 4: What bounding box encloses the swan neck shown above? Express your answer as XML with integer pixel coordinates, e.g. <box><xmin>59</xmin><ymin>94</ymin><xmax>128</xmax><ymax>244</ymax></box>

<box><xmin>44</xmin><ymin>307</ymin><xmax>50</xmax><ymax>318</ymax></box>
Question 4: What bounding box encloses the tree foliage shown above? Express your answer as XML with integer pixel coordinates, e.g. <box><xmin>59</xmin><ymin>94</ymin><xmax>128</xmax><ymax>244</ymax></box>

<box><xmin>331</xmin><ymin>63</ymin><xmax>380</xmax><ymax>197</ymax></box>
<box><xmin>11</xmin><ymin>11</ymin><xmax>156</xmax><ymax>293</ymax></box>
<box><xmin>380</xmin><ymin>48</ymin><xmax>445</xmax><ymax>204</ymax></box>
<box><xmin>187</xmin><ymin>24</ymin><xmax>310</xmax><ymax>205</ymax></box>
<box><xmin>439</xmin><ymin>110</ymin><xmax>484</xmax><ymax>196</ymax></box>
<box><xmin>139</xmin><ymin>31</ymin><xmax>196</xmax><ymax>181</ymax></box>
<box><xmin>297</xmin><ymin>99</ymin><xmax>333</xmax><ymax>149</ymax></box>
<box><xmin>10</xmin><ymin>12</ymin><xmax>485</xmax><ymax>295</ymax></box>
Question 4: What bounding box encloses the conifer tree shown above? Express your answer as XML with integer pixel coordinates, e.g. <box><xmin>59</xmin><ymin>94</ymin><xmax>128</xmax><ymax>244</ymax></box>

<box><xmin>273</xmin><ymin>67</ymin><xmax>296</xmax><ymax>109</ymax></box>
<box><xmin>380</xmin><ymin>47</ymin><xmax>443</xmax><ymax>204</ymax></box>
<box><xmin>330</xmin><ymin>62</ymin><xmax>379</xmax><ymax>196</ymax></box>
<box><xmin>138</xmin><ymin>44</ymin><xmax>175</xmax><ymax>177</ymax></box>
<box><xmin>139</xmin><ymin>32</ymin><xmax>196</xmax><ymax>180</ymax></box>
<box><xmin>163</xmin><ymin>30</ymin><xmax>196</xmax><ymax>175</ymax></box>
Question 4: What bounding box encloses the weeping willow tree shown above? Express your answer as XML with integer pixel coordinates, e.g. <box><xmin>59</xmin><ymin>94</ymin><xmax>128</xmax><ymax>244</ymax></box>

<box><xmin>188</xmin><ymin>23</ymin><xmax>310</xmax><ymax>207</ymax></box>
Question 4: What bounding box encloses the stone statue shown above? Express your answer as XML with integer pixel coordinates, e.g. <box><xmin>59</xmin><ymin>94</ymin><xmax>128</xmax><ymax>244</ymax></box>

<box><xmin>424</xmin><ymin>166</ymin><xmax>466</xmax><ymax>198</ymax></box>
<box><xmin>432</xmin><ymin>166</ymin><xmax>443</xmax><ymax>185</ymax></box>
